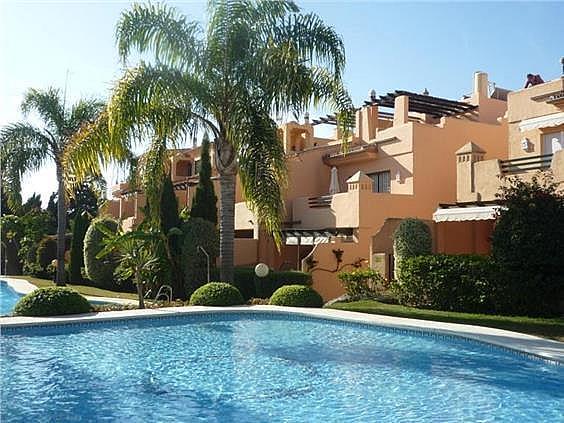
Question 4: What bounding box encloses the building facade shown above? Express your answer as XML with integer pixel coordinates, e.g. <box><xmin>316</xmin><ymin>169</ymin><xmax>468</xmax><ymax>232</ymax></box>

<box><xmin>434</xmin><ymin>75</ymin><xmax>564</xmax><ymax>255</ymax></box>
<box><xmin>108</xmin><ymin>71</ymin><xmax>517</xmax><ymax>300</ymax></box>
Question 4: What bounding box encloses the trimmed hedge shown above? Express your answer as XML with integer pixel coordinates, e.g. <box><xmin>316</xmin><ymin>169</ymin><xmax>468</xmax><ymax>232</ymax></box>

<box><xmin>393</xmin><ymin>218</ymin><xmax>432</xmax><ymax>259</ymax></box>
<box><xmin>182</xmin><ymin>217</ymin><xmax>219</xmax><ymax>296</ymax></box>
<box><xmin>84</xmin><ymin>217</ymin><xmax>120</xmax><ymax>290</ymax></box>
<box><xmin>269</xmin><ymin>285</ymin><xmax>323</xmax><ymax>308</ymax></box>
<box><xmin>338</xmin><ymin>268</ymin><xmax>386</xmax><ymax>299</ymax></box>
<box><xmin>189</xmin><ymin>282</ymin><xmax>244</xmax><ymax>306</ymax></box>
<box><xmin>14</xmin><ymin>287</ymin><xmax>91</xmax><ymax>316</ymax></box>
<box><xmin>394</xmin><ymin>254</ymin><xmax>495</xmax><ymax>313</ymax></box>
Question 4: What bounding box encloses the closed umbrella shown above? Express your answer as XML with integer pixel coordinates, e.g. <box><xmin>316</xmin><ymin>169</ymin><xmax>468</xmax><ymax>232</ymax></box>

<box><xmin>329</xmin><ymin>166</ymin><xmax>340</xmax><ymax>195</ymax></box>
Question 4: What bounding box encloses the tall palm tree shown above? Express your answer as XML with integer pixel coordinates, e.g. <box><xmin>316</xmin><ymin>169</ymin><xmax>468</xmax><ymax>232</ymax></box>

<box><xmin>66</xmin><ymin>1</ymin><xmax>353</xmax><ymax>283</ymax></box>
<box><xmin>0</xmin><ymin>88</ymin><xmax>104</xmax><ymax>285</ymax></box>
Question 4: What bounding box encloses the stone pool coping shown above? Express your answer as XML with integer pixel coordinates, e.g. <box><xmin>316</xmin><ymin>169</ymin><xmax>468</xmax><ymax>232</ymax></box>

<box><xmin>1</xmin><ymin>301</ymin><xmax>563</xmax><ymax>364</ymax></box>
<box><xmin>1</xmin><ymin>277</ymin><xmax>137</xmax><ymax>306</ymax></box>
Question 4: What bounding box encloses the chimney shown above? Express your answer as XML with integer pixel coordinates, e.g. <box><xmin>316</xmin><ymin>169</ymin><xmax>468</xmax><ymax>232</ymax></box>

<box><xmin>473</xmin><ymin>71</ymin><xmax>489</xmax><ymax>98</ymax></box>
<box><xmin>394</xmin><ymin>95</ymin><xmax>409</xmax><ymax>126</ymax></box>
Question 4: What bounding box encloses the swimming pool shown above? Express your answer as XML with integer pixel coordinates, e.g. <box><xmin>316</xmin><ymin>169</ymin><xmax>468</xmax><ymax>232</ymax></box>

<box><xmin>1</xmin><ymin>312</ymin><xmax>562</xmax><ymax>422</ymax></box>
<box><xmin>0</xmin><ymin>281</ymin><xmax>23</xmax><ymax>315</ymax></box>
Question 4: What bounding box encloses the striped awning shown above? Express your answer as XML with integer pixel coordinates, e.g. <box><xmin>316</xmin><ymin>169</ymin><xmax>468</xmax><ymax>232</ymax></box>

<box><xmin>519</xmin><ymin>112</ymin><xmax>564</xmax><ymax>132</ymax></box>
<box><xmin>433</xmin><ymin>205</ymin><xmax>501</xmax><ymax>222</ymax></box>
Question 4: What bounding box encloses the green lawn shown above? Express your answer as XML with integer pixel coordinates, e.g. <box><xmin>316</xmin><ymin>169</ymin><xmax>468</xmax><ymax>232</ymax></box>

<box><xmin>328</xmin><ymin>300</ymin><xmax>564</xmax><ymax>342</ymax></box>
<box><xmin>9</xmin><ymin>276</ymin><xmax>138</xmax><ymax>300</ymax></box>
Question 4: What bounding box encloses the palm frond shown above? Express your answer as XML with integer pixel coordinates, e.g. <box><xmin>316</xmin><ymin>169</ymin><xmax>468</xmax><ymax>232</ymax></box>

<box><xmin>116</xmin><ymin>2</ymin><xmax>202</xmax><ymax>70</ymax></box>
<box><xmin>232</xmin><ymin>103</ymin><xmax>287</xmax><ymax>246</ymax></box>
<box><xmin>20</xmin><ymin>87</ymin><xmax>66</xmax><ymax>137</ymax></box>
<box><xmin>0</xmin><ymin>123</ymin><xmax>51</xmax><ymax>208</ymax></box>
<box><xmin>68</xmin><ymin>98</ymin><xmax>105</xmax><ymax>134</ymax></box>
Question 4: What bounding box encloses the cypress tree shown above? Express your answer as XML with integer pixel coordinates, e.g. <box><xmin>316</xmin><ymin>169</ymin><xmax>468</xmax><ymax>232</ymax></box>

<box><xmin>160</xmin><ymin>175</ymin><xmax>181</xmax><ymax>233</ymax></box>
<box><xmin>190</xmin><ymin>133</ymin><xmax>218</xmax><ymax>225</ymax></box>
<box><xmin>160</xmin><ymin>174</ymin><xmax>185</xmax><ymax>299</ymax></box>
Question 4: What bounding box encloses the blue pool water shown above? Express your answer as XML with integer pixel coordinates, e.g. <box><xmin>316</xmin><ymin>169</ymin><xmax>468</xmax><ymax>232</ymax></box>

<box><xmin>1</xmin><ymin>312</ymin><xmax>562</xmax><ymax>422</ymax></box>
<box><xmin>0</xmin><ymin>281</ymin><xmax>23</xmax><ymax>315</ymax></box>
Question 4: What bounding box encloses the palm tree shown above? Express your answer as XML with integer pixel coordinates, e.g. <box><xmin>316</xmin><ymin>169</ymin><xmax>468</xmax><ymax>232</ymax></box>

<box><xmin>97</xmin><ymin>226</ymin><xmax>163</xmax><ymax>309</ymax></box>
<box><xmin>66</xmin><ymin>1</ymin><xmax>353</xmax><ymax>283</ymax></box>
<box><xmin>0</xmin><ymin>88</ymin><xmax>104</xmax><ymax>285</ymax></box>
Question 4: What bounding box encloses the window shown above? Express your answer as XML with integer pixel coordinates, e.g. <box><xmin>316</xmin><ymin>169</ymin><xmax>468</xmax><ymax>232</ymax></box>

<box><xmin>176</xmin><ymin>160</ymin><xmax>192</xmax><ymax>177</ymax></box>
<box><xmin>369</xmin><ymin>170</ymin><xmax>391</xmax><ymax>193</ymax></box>
<box><xmin>542</xmin><ymin>131</ymin><xmax>564</xmax><ymax>155</ymax></box>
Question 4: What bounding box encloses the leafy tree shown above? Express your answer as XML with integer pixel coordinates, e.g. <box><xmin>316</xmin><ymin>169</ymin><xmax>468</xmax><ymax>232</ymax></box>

<box><xmin>491</xmin><ymin>175</ymin><xmax>564</xmax><ymax>316</ymax></box>
<box><xmin>190</xmin><ymin>133</ymin><xmax>217</xmax><ymax>225</ymax></box>
<box><xmin>393</xmin><ymin>218</ymin><xmax>432</xmax><ymax>277</ymax></box>
<box><xmin>66</xmin><ymin>1</ymin><xmax>353</xmax><ymax>283</ymax></box>
<box><xmin>0</xmin><ymin>87</ymin><xmax>104</xmax><ymax>285</ymax></box>
<box><xmin>21</xmin><ymin>193</ymin><xmax>42</xmax><ymax>214</ymax></box>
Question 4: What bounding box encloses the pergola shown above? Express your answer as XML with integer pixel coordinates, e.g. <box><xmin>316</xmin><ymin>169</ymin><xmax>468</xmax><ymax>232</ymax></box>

<box><xmin>312</xmin><ymin>90</ymin><xmax>477</xmax><ymax>125</ymax></box>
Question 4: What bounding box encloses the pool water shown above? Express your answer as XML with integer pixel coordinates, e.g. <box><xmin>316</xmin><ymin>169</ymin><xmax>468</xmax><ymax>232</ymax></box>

<box><xmin>0</xmin><ymin>281</ymin><xmax>23</xmax><ymax>315</ymax></box>
<box><xmin>1</xmin><ymin>313</ymin><xmax>562</xmax><ymax>422</ymax></box>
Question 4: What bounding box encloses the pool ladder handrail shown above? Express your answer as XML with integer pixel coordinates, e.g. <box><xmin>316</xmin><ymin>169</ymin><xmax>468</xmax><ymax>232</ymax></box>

<box><xmin>144</xmin><ymin>285</ymin><xmax>173</xmax><ymax>302</ymax></box>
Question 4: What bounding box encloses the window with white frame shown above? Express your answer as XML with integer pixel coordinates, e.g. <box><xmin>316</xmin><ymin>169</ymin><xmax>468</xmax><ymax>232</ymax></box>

<box><xmin>542</xmin><ymin>130</ymin><xmax>564</xmax><ymax>155</ymax></box>
<box><xmin>368</xmin><ymin>170</ymin><xmax>391</xmax><ymax>193</ymax></box>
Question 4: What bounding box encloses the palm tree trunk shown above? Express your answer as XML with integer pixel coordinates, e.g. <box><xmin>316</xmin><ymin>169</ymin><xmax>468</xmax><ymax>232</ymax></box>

<box><xmin>55</xmin><ymin>162</ymin><xmax>66</xmax><ymax>286</ymax></box>
<box><xmin>136</xmin><ymin>270</ymin><xmax>145</xmax><ymax>309</ymax></box>
<box><xmin>219</xmin><ymin>171</ymin><xmax>236</xmax><ymax>283</ymax></box>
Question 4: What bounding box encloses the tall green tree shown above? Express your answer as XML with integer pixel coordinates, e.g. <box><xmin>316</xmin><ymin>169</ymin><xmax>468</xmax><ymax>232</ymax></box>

<box><xmin>190</xmin><ymin>133</ymin><xmax>217</xmax><ymax>225</ymax></box>
<box><xmin>66</xmin><ymin>1</ymin><xmax>353</xmax><ymax>283</ymax></box>
<box><xmin>0</xmin><ymin>88</ymin><xmax>104</xmax><ymax>285</ymax></box>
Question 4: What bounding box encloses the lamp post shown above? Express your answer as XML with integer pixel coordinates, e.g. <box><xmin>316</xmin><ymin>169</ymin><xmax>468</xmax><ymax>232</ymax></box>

<box><xmin>197</xmin><ymin>246</ymin><xmax>210</xmax><ymax>284</ymax></box>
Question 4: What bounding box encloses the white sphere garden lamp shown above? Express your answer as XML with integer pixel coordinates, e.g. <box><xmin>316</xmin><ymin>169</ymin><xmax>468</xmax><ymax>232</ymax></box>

<box><xmin>254</xmin><ymin>263</ymin><xmax>270</xmax><ymax>278</ymax></box>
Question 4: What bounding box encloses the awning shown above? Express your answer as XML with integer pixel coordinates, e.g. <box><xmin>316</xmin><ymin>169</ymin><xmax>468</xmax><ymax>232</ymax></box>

<box><xmin>433</xmin><ymin>205</ymin><xmax>501</xmax><ymax>222</ymax></box>
<box><xmin>282</xmin><ymin>227</ymin><xmax>353</xmax><ymax>245</ymax></box>
<box><xmin>519</xmin><ymin>112</ymin><xmax>564</xmax><ymax>132</ymax></box>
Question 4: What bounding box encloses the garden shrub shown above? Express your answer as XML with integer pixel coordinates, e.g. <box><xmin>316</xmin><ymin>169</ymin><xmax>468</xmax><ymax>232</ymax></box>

<box><xmin>269</xmin><ymin>285</ymin><xmax>323</xmax><ymax>308</ymax></box>
<box><xmin>491</xmin><ymin>175</ymin><xmax>564</xmax><ymax>316</ymax></box>
<box><xmin>338</xmin><ymin>268</ymin><xmax>386</xmax><ymax>299</ymax></box>
<box><xmin>14</xmin><ymin>287</ymin><xmax>91</xmax><ymax>316</ymax></box>
<box><xmin>394</xmin><ymin>254</ymin><xmax>495</xmax><ymax>313</ymax></box>
<box><xmin>189</xmin><ymin>282</ymin><xmax>244</xmax><ymax>306</ymax></box>
<box><xmin>181</xmin><ymin>217</ymin><xmax>219</xmax><ymax>296</ymax></box>
<box><xmin>84</xmin><ymin>217</ymin><xmax>120</xmax><ymax>290</ymax></box>
<box><xmin>393</xmin><ymin>218</ymin><xmax>432</xmax><ymax>274</ymax></box>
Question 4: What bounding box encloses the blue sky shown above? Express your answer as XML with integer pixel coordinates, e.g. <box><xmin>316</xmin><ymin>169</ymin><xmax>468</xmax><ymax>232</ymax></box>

<box><xmin>1</xmin><ymin>0</ymin><xmax>563</xmax><ymax>204</ymax></box>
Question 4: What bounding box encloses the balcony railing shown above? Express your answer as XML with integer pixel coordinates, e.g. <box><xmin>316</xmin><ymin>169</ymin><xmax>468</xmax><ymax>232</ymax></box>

<box><xmin>500</xmin><ymin>154</ymin><xmax>553</xmax><ymax>174</ymax></box>
<box><xmin>308</xmin><ymin>195</ymin><xmax>333</xmax><ymax>208</ymax></box>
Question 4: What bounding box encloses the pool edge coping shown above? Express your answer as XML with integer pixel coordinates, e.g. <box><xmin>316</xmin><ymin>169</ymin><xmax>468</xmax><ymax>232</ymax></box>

<box><xmin>1</xmin><ymin>302</ymin><xmax>563</xmax><ymax>364</ymax></box>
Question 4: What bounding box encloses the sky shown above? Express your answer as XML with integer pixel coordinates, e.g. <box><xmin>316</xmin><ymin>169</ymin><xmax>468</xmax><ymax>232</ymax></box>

<box><xmin>1</xmin><ymin>0</ymin><xmax>563</xmax><ymax>205</ymax></box>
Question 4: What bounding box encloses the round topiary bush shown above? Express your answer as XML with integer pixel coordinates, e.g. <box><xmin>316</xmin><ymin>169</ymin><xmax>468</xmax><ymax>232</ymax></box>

<box><xmin>189</xmin><ymin>282</ymin><xmax>244</xmax><ymax>306</ymax></box>
<box><xmin>84</xmin><ymin>217</ymin><xmax>120</xmax><ymax>289</ymax></box>
<box><xmin>14</xmin><ymin>287</ymin><xmax>91</xmax><ymax>316</ymax></box>
<box><xmin>269</xmin><ymin>285</ymin><xmax>323</xmax><ymax>308</ymax></box>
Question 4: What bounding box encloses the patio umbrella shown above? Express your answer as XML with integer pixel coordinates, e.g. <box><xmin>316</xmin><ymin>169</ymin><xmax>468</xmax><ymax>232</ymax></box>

<box><xmin>329</xmin><ymin>166</ymin><xmax>340</xmax><ymax>195</ymax></box>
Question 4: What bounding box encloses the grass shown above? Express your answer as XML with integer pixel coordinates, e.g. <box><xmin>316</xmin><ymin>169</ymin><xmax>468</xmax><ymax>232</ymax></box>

<box><xmin>10</xmin><ymin>276</ymin><xmax>138</xmax><ymax>300</ymax></box>
<box><xmin>328</xmin><ymin>300</ymin><xmax>564</xmax><ymax>342</ymax></box>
